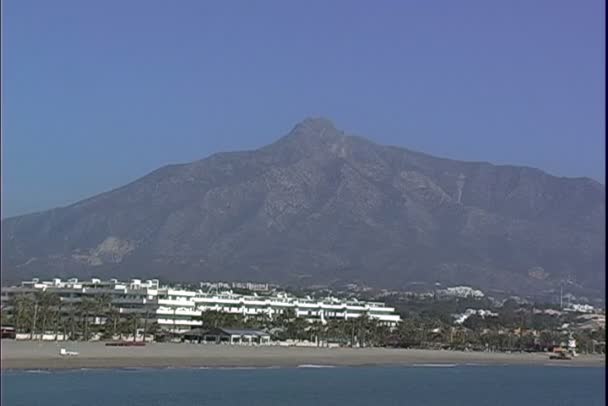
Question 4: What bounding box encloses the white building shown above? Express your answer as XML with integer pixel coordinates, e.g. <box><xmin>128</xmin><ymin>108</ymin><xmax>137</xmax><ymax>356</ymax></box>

<box><xmin>193</xmin><ymin>291</ymin><xmax>401</xmax><ymax>325</ymax></box>
<box><xmin>564</xmin><ymin>303</ymin><xmax>595</xmax><ymax>314</ymax></box>
<box><xmin>1</xmin><ymin>278</ymin><xmax>401</xmax><ymax>333</ymax></box>
<box><xmin>453</xmin><ymin>308</ymin><xmax>498</xmax><ymax>325</ymax></box>
<box><xmin>439</xmin><ymin>286</ymin><xmax>485</xmax><ymax>299</ymax></box>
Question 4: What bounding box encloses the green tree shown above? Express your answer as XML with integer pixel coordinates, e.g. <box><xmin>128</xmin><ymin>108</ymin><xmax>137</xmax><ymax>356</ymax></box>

<box><xmin>129</xmin><ymin>314</ymin><xmax>139</xmax><ymax>342</ymax></box>
<box><xmin>53</xmin><ymin>297</ymin><xmax>64</xmax><ymax>340</ymax></box>
<box><xmin>146</xmin><ymin>320</ymin><xmax>159</xmax><ymax>341</ymax></box>
<box><xmin>117</xmin><ymin>317</ymin><xmax>131</xmax><ymax>340</ymax></box>
<box><xmin>8</xmin><ymin>295</ymin><xmax>35</xmax><ymax>334</ymax></box>
<box><xmin>195</xmin><ymin>310</ymin><xmax>247</xmax><ymax>329</ymax></box>
<box><xmin>539</xmin><ymin>330</ymin><xmax>561</xmax><ymax>349</ymax></box>
<box><xmin>245</xmin><ymin>313</ymin><xmax>272</xmax><ymax>330</ymax></box>
<box><xmin>66</xmin><ymin>304</ymin><xmax>78</xmax><ymax>340</ymax></box>
<box><xmin>93</xmin><ymin>294</ymin><xmax>113</xmax><ymax>338</ymax></box>
<box><xmin>104</xmin><ymin>307</ymin><xmax>122</xmax><ymax>340</ymax></box>
<box><xmin>307</xmin><ymin>321</ymin><xmax>325</xmax><ymax>346</ymax></box>
<box><xmin>1</xmin><ymin>304</ymin><xmax>13</xmax><ymax>326</ymax></box>
<box><xmin>35</xmin><ymin>291</ymin><xmax>61</xmax><ymax>340</ymax></box>
<box><xmin>78</xmin><ymin>298</ymin><xmax>97</xmax><ymax>341</ymax></box>
<box><xmin>396</xmin><ymin>318</ymin><xmax>421</xmax><ymax>348</ymax></box>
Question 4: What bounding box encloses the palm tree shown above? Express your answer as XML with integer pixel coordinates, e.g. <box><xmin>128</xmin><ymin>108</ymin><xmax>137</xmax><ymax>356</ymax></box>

<box><xmin>94</xmin><ymin>293</ymin><xmax>113</xmax><ymax>339</ymax></box>
<box><xmin>356</xmin><ymin>313</ymin><xmax>382</xmax><ymax>347</ymax></box>
<box><xmin>128</xmin><ymin>314</ymin><xmax>139</xmax><ymax>342</ymax></box>
<box><xmin>273</xmin><ymin>308</ymin><xmax>296</xmax><ymax>328</ymax></box>
<box><xmin>95</xmin><ymin>294</ymin><xmax>113</xmax><ymax>318</ymax></box>
<box><xmin>146</xmin><ymin>321</ymin><xmax>159</xmax><ymax>341</ymax></box>
<box><xmin>0</xmin><ymin>304</ymin><xmax>13</xmax><ymax>327</ymax></box>
<box><xmin>290</xmin><ymin>316</ymin><xmax>309</xmax><ymax>341</ymax></box>
<box><xmin>78</xmin><ymin>298</ymin><xmax>97</xmax><ymax>341</ymax></box>
<box><xmin>195</xmin><ymin>310</ymin><xmax>247</xmax><ymax>329</ymax></box>
<box><xmin>246</xmin><ymin>313</ymin><xmax>272</xmax><ymax>330</ymax></box>
<box><xmin>307</xmin><ymin>321</ymin><xmax>324</xmax><ymax>346</ymax></box>
<box><xmin>324</xmin><ymin>319</ymin><xmax>347</xmax><ymax>346</ymax></box>
<box><xmin>357</xmin><ymin>314</ymin><xmax>384</xmax><ymax>347</ymax></box>
<box><xmin>34</xmin><ymin>292</ymin><xmax>47</xmax><ymax>340</ymax></box>
<box><xmin>117</xmin><ymin>316</ymin><xmax>131</xmax><ymax>340</ymax></box>
<box><xmin>30</xmin><ymin>296</ymin><xmax>40</xmax><ymax>340</ymax></box>
<box><xmin>111</xmin><ymin>313</ymin><xmax>140</xmax><ymax>342</ymax></box>
<box><xmin>25</xmin><ymin>295</ymin><xmax>38</xmax><ymax>338</ymax></box>
<box><xmin>142</xmin><ymin>307</ymin><xmax>151</xmax><ymax>342</ymax></box>
<box><xmin>8</xmin><ymin>295</ymin><xmax>34</xmax><ymax>334</ymax></box>
<box><xmin>268</xmin><ymin>308</ymin><xmax>307</xmax><ymax>341</ymax></box>
<box><xmin>396</xmin><ymin>318</ymin><xmax>419</xmax><ymax>348</ymax></box>
<box><xmin>54</xmin><ymin>298</ymin><xmax>64</xmax><ymax>341</ymax></box>
<box><xmin>35</xmin><ymin>291</ymin><xmax>61</xmax><ymax>340</ymax></box>
<box><xmin>67</xmin><ymin>304</ymin><xmax>78</xmax><ymax>340</ymax></box>
<box><xmin>102</xmin><ymin>308</ymin><xmax>121</xmax><ymax>340</ymax></box>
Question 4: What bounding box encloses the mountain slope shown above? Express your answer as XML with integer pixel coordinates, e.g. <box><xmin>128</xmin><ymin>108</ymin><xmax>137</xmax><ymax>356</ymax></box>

<box><xmin>2</xmin><ymin>118</ymin><xmax>605</xmax><ymax>297</ymax></box>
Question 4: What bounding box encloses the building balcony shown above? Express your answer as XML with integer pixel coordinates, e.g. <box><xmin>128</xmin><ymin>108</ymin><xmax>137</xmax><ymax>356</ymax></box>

<box><xmin>156</xmin><ymin>318</ymin><xmax>202</xmax><ymax>326</ymax></box>
<box><xmin>156</xmin><ymin>308</ymin><xmax>200</xmax><ymax>316</ymax></box>
<box><xmin>157</xmin><ymin>299</ymin><xmax>196</xmax><ymax>307</ymax></box>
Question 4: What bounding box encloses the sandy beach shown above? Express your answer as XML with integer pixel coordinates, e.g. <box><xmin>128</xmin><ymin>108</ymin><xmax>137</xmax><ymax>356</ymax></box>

<box><xmin>1</xmin><ymin>340</ymin><xmax>604</xmax><ymax>370</ymax></box>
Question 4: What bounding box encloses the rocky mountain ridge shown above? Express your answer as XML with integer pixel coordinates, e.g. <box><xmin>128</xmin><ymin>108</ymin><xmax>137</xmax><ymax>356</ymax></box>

<box><xmin>2</xmin><ymin>118</ymin><xmax>605</xmax><ymax>298</ymax></box>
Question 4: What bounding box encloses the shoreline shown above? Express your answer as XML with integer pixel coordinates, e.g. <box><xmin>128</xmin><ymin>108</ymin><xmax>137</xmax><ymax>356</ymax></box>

<box><xmin>2</xmin><ymin>341</ymin><xmax>604</xmax><ymax>370</ymax></box>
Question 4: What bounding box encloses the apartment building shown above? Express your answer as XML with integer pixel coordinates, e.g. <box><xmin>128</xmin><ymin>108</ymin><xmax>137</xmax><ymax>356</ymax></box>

<box><xmin>1</xmin><ymin>278</ymin><xmax>401</xmax><ymax>333</ymax></box>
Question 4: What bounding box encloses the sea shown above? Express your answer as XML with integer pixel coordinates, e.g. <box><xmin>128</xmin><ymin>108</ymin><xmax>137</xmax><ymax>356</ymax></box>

<box><xmin>1</xmin><ymin>365</ymin><xmax>604</xmax><ymax>406</ymax></box>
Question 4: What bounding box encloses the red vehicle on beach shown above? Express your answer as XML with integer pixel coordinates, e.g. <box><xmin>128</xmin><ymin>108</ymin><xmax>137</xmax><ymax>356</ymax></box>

<box><xmin>1</xmin><ymin>326</ymin><xmax>16</xmax><ymax>339</ymax></box>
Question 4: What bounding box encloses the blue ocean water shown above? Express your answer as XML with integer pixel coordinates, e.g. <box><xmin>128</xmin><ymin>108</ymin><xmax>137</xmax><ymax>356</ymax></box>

<box><xmin>1</xmin><ymin>365</ymin><xmax>604</xmax><ymax>406</ymax></box>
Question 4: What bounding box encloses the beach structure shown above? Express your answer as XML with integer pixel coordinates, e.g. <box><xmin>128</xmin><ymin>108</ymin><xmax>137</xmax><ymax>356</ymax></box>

<box><xmin>183</xmin><ymin>327</ymin><xmax>271</xmax><ymax>345</ymax></box>
<box><xmin>1</xmin><ymin>278</ymin><xmax>401</xmax><ymax>334</ymax></box>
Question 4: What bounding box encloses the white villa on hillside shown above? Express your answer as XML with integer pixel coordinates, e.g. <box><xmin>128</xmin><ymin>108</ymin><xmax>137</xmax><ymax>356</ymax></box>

<box><xmin>1</xmin><ymin>278</ymin><xmax>401</xmax><ymax>333</ymax></box>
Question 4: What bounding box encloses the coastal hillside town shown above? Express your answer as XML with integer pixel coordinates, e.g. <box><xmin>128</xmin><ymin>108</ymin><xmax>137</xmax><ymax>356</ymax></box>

<box><xmin>0</xmin><ymin>277</ymin><xmax>604</xmax><ymax>354</ymax></box>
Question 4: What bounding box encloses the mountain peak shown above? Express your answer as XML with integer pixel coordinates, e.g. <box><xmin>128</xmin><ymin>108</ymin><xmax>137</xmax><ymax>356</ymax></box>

<box><xmin>268</xmin><ymin>117</ymin><xmax>352</xmax><ymax>158</ymax></box>
<box><xmin>291</xmin><ymin>117</ymin><xmax>340</xmax><ymax>136</ymax></box>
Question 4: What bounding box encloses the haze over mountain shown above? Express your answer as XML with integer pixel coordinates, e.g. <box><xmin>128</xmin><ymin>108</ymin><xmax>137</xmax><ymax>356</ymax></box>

<box><xmin>2</xmin><ymin>118</ymin><xmax>605</xmax><ymax>298</ymax></box>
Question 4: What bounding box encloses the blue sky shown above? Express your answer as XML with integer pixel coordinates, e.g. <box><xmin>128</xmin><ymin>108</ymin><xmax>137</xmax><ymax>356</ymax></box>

<box><xmin>2</xmin><ymin>0</ymin><xmax>605</xmax><ymax>218</ymax></box>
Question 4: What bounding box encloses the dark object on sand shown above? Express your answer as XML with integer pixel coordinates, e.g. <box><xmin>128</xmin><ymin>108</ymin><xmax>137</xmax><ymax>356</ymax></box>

<box><xmin>549</xmin><ymin>348</ymin><xmax>571</xmax><ymax>360</ymax></box>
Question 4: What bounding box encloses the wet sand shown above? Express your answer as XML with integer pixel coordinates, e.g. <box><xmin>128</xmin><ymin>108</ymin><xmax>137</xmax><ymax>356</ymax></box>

<box><xmin>1</xmin><ymin>340</ymin><xmax>604</xmax><ymax>370</ymax></box>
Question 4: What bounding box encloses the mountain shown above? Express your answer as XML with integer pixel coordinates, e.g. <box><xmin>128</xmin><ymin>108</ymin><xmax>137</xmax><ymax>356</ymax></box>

<box><xmin>2</xmin><ymin>118</ymin><xmax>605</xmax><ymax>298</ymax></box>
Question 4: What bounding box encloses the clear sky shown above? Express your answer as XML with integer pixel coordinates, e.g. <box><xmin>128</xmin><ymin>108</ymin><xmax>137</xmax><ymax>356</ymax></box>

<box><xmin>2</xmin><ymin>0</ymin><xmax>605</xmax><ymax>218</ymax></box>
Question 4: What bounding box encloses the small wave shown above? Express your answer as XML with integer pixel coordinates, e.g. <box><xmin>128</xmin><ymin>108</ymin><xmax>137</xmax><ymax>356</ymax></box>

<box><xmin>24</xmin><ymin>369</ymin><xmax>51</xmax><ymax>374</ymax></box>
<box><xmin>217</xmin><ymin>366</ymin><xmax>272</xmax><ymax>370</ymax></box>
<box><xmin>48</xmin><ymin>367</ymin><xmax>114</xmax><ymax>374</ymax></box>
<box><xmin>193</xmin><ymin>366</ymin><xmax>282</xmax><ymax>370</ymax></box>
<box><xmin>297</xmin><ymin>364</ymin><xmax>336</xmax><ymax>368</ymax></box>
<box><xmin>412</xmin><ymin>364</ymin><xmax>457</xmax><ymax>368</ymax></box>
<box><xmin>118</xmin><ymin>367</ymin><xmax>151</xmax><ymax>372</ymax></box>
<box><xmin>543</xmin><ymin>363</ymin><xmax>577</xmax><ymax>367</ymax></box>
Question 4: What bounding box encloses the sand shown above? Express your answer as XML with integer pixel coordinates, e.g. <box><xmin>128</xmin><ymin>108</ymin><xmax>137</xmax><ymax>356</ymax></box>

<box><xmin>1</xmin><ymin>340</ymin><xmax>604</xmax><ymax>370</ymax></box>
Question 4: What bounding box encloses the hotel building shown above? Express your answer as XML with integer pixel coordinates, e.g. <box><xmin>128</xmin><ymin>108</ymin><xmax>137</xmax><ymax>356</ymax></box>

<box><xmin>1</xmin><ymin>278</ymin><xmax>401</xmax><ymax>333</ymax></box>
